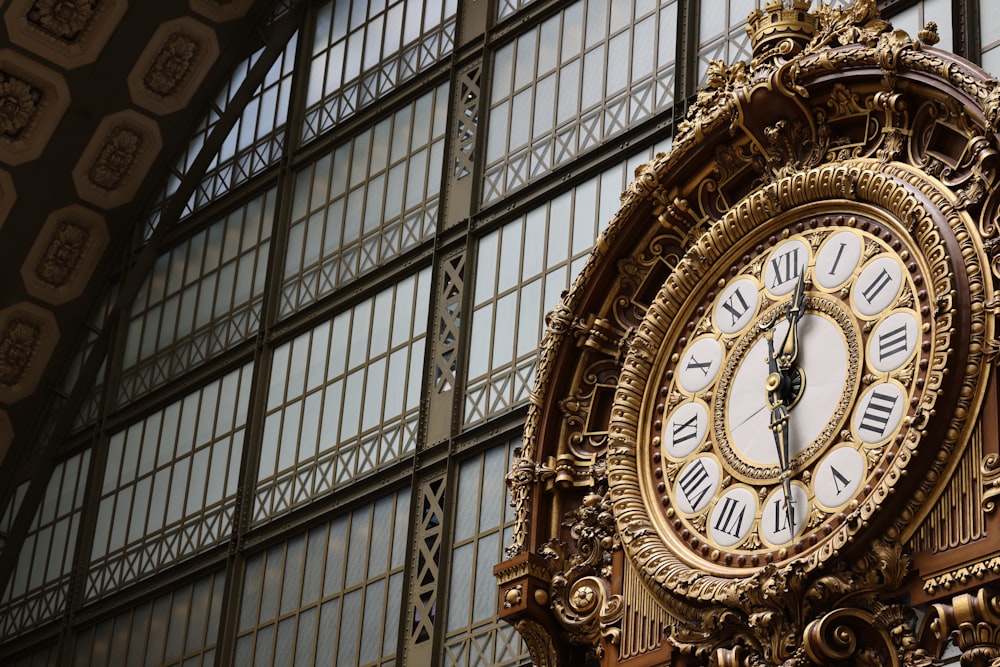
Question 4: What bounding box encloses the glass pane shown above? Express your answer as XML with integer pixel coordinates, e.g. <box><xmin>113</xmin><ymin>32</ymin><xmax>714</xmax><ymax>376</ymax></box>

<box><xmin>484</xmin><ymin>0</ymin><xmax>679</xmax><ymax>204</ymax></box>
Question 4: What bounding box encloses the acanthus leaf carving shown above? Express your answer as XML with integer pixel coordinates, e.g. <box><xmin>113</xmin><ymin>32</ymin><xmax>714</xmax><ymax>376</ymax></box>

<box><xmin>88</xmin><ymin>125</ymin><xmax>142</xmax><ymax>191</ymax></box>
<box><xmin>666</xmin><ymin>541</ymin><xmax>934</xmax><ymax>666</ymax></box>
<box><xmin>144</xmin><ymin>31</ymin><xmax>199</xmax><ymax>97</ymax></box>
<box><xmin>0</xmin><ymin>320</ymin><xmax>41</xmax><ymax>387</ymax></box>
<box><xmin>540</xmin><ymin>488</ymin><xmax>623</xmax><ymax>660</ymax></box>
<box><xmin>36</xmin><ymin>221</ymin><xmax>88</xmax><ymax>287</ymax></box>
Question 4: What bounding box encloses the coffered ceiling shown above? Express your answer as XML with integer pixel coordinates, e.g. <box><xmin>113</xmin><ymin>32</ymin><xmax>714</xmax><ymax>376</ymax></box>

<box><xmin>0</xmin><ymin>0</ymin><xmax>278</xmax><ymax>480</ymax></box>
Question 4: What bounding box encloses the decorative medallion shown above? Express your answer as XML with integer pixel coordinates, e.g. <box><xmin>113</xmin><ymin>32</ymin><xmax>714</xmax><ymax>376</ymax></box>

<box><xmin>0</xmin><ymin>302</ymin><xmax>58</xmax><ymax>404</ymax></box>
<box><xmin>22</xmin><ymin>204</ymin><xmax>108</xmax><ymax>305</ymax></box>
<box><xmin>0</xmin><ymin>50</ymin><xmax>70</xmax><ymax>166</ymax></box>
<box><xmin>4</xmin><ymin>0</ymin><xmax>127</xmax><ymax>69</ymax></box>
<box><xmin>128</xmin><ymin>18</ymin><xmax>220</xmax><ymax>115</ymax></box>
<box><xmin>29</xmin><ymin>0</ymin><xmax>97</xmax><ymax>41</ymax></box>
<box><xmin>72</xmin><ymin>109</ymin><xmax>162</xmax><ymax>209</ymax></box>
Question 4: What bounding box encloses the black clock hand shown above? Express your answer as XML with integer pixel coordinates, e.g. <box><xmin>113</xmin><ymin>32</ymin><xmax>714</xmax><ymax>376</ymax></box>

<box><xmin>778</xmin><ymin>271</ymin><xmax>806</xmax><ymax>371</ymax></box>
<box><xmin>765</xmin><ymin>328</ymin><xmax>796</xmax><ymax>539</ymax></box>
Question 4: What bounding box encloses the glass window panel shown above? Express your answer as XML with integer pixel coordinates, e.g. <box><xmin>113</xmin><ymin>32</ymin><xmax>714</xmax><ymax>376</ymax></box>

<box><xmin>484</xmin><ymin>0</ymin><xmax>678</xmax><ymax>204</ymax></box>
<box><xmin>0</xmin><ymin>451</ymin><xmax>91</xmax><ymax>640</ymax></box>
<box><xmin>467</xmin><ymin>142</ymin><xmax>669</xmax><ymax>426</ymax></box>
<box><xmin>697</xmin><ymin>0</ymin><xmax>760</xmax><ymax>85</ymax></box>
<box><xmin>87</xmin><ymin>365</ymin><xmax>251</xmax><ymax>600</ymax></box>
<box><xmin>257</xmin><ymin>269</ymin><xmax>430</xmax><ymax>522</ymax></box>
<box><xmin>888</xmin><ymin>0</ymin><xmax>952</xmax><ymax>52</ymax></box>
<box><xmin>444</xmin><ymin>441</ymin><xmax>528</xmax><ymax>662</ymax></box>
<box><xmin>121</xmin><ymin>191</ymin><xmax>274</xmax><ymax>405</ymax></box>
<box><xmin>238</xmin><ymin>490</ymin><xmax>407</xmax><ymax>666</ymax></box>
<box><xmin>283</xmin><ymin>87</ymin><xmax>446</xmax><ymax>315</ymax></box>
<box><xmin>303</xmin><ymin>0</ymin><xmax>457</xmax><ymax>142</ymax></box>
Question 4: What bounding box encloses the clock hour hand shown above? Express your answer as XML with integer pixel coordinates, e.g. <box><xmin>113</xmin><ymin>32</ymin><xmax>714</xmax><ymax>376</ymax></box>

<box><xmin>778</xmin><ymin>271</ymin><xmax>806</xmax><ymax>371</ymax></box>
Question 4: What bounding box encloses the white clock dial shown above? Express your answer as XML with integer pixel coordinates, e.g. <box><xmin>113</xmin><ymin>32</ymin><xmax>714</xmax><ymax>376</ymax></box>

<box><xmin>853</xmin><ymin>381</ymin><xmax>906</xmax><ymax>444</ymax></box>
<box><xmin>760</xmin><ymin>483</ymin><xmax>809</xmax><ymax>545</ymax></box>
<box><xmin>725</xmin><ymin>312</ymin><xmax>850</xmax><ymax>467</ymax></box>
<box><xmin>663</xmin><ymin>401</ymin><xmax>709</xmax><ymax>458</ymax></box>
<box><xmin>764</xmin><ymin>239</ymin><xmax>810</xmax><ymax>297</ymax></box>
<box><xmin>677</xmin><ymin>337</ymin><xmax>724</xmax><ymax>393</ymax></box>
<box><xmin>674</xmin><ymin>455</ymin><xmax>722</xmax><ymax>514</ymax></box>
<box><xmin>814</xmin><ymin>446</ymin><xmax>865</xmax><ymax>510</ymax></box>
<box><xmin>814</xmin><ymin>230</ymin><xmax>862</xmax><ymax>290</ymax></box>
<box><xmin>867</xmin><ymin>311</ymin><xmax>918</xmax><ymax>373</ymax></box>
<box><xmin>714</xmin><ymin>277</ymin><xmax>761</xmax><ymax>334</ymax></box>
<box><xmin>708</xmin><ymin>486</ymin><xmax>757</xmax><ymax>547</ymax></box>
<box><xmin>852</xmin><ymin>255</ymin><xmax>903</xmax><ymax>317</ymax></box>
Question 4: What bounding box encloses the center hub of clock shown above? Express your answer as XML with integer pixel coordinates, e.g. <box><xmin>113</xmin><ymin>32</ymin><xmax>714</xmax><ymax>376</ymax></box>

<box><xmin>768</xmin><ymin>366</ymin><xmax>805</xmax><ymax>408</ymax></box>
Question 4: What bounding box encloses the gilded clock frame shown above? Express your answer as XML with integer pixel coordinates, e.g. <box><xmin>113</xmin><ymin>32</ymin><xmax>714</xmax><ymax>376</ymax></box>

<box><xmin>648</xmin><ymin>210</ymin><xmax>931</xmax><ymax>563</ymax></box>
<box><xmin>608</xmin><ymin>160</ymin><xmax>973</xmax><ymax>604</ymax></box>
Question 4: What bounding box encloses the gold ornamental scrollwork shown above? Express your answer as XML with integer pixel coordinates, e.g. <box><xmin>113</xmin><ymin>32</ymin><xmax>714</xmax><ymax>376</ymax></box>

<box><xmin>924</xmin><ymin>588</ymin><xmax>1000</xmax><ymax>666</ymax></box>
<box><xmin>668</xmin><ymin>541</ymin><xmax>936</xmax><ymax>665</ymax></box>
<box><xmin>539</xmin><ymin>490</ymin><xmax>624</xmax><ymax>660</ymax></box>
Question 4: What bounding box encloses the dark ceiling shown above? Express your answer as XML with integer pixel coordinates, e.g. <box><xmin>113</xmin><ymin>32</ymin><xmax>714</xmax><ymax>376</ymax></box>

<box><xmin>0</xmin><ymin>0</ymin><xmax>282</xmax><ymax>487</ymax></box>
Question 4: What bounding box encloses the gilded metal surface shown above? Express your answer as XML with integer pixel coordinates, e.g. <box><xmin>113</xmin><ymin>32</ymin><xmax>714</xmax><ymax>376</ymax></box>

<box><xmin>925</xmin><ymin>588</ymin><xmax>1000</xmax><ymax>666</ymax></box>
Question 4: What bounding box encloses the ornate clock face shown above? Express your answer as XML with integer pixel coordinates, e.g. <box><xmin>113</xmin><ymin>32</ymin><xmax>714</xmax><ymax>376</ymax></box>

<box><xmin>646</xmin><ymin>214</ymin><xmax>933</xmax><ymax>568</ymax></box>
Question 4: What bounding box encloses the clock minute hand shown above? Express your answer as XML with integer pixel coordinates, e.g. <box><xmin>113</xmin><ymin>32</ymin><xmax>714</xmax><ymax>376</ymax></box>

<box><xmin>764</xmin><ymin>328</ymin><xmax>796</xmax><ymax>540</ymax></box>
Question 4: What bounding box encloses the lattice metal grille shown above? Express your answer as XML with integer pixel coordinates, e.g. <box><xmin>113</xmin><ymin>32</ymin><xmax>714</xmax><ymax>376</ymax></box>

<box><xmin>86</xmin><ymin>364</ymin><xmax>252</xmax><ymax>600</ymax></box>
<box><xmin>435</xmin><ymin>252</ymin><xmax>464</xmax><ymax>394</ymax></box>
<box><xmin>301</xmin><ymin>0</ymin><xmax>458</xmax><ymax>143</ymax></box>
<box><xmin>483</xmin><ymin>0</ymin><xmax>678</xmax><ymax>204</ymax></box>
<box><xmin>454</xmin><ymin>66</ymin><xmax>480</xmax><ymax>180</ymax></box>
<box><xmin>255</xmin><ymin>268</ymin><xmax>430</xmax><ymax>523</ymax></box>
<box><xmin>236</xmin><ymin>490</ymin><xmax>409</xmax><ymax>666</ymax></box>
<box><xmin>409</xmin><ymin>475</ymin><xmax>444</xmax><ymax>648</ymax></box>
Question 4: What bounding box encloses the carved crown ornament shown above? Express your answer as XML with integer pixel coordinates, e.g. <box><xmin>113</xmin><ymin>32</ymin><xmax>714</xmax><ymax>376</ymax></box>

<box><xmin>497</xmin><ymin>2</ymin><xmax>1000</xmax><ymax>666</ymax></box>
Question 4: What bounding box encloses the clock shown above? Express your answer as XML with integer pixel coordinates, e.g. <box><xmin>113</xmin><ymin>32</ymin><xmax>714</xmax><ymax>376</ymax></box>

<box><xmin>661</xmin><ymin>217</ymin><xmax>920</xmax><ymax>555</ymax></box>
<box><xmin>608</xmin><ymin>175</ymin><xmax>964</xmax><ymax>595</ymax></box>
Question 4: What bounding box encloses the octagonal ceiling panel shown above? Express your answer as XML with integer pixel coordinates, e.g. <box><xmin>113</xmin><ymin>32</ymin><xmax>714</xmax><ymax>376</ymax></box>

<box><xmin>0</xmin><ymin>302</ymin><xmax>59</xmax><ymax>405</ymax></box>
<box><xmin>0</xmin><ymin>49</ymin><xmax>70</xmax><ymax>166</ymax></box>
<box><xmin>128</xmin><ymin>16</ymin><xmax>219</xmax><ymax>115</ymax></box>
<box><xmin>72</xmin><ymin>108</ymin><xmax>162</xmax><ymax>209</ymax></box>
<box><xmin>22</xmin><ymin>204</ymin><xmax>108</xmax><ymax>306</ymax></box>
<box><xmin>5</xmin><ymin>0</ymin><xmax>129</xmax><ymax>70</ymax></box>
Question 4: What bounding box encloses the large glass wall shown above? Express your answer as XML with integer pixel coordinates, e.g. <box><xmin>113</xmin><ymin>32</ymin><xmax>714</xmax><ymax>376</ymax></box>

<box><xmin>0</xmin><ymin>1</ymin><xmax>990</xmax><ymax>665</ymax></box>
